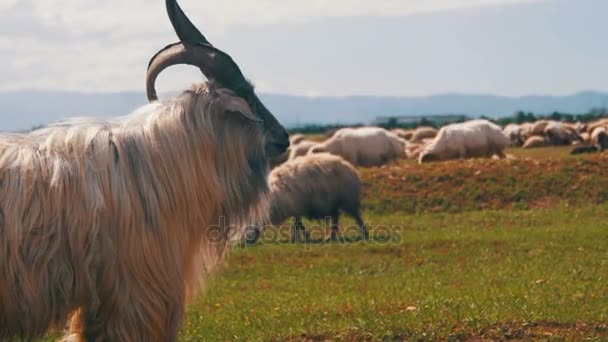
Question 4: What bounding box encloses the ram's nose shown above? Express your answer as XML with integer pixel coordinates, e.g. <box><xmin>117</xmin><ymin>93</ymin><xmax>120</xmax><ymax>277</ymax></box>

<box><xmin>266</xmin><ymin>127</ymin><xmax>290</xmax><ymax>157</ymax></box>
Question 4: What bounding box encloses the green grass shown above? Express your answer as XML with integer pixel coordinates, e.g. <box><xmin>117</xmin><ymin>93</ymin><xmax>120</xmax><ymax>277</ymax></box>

<box><xmin>182</xmin><ymin>206</ymin><xmax>608</xmax><ymax>340</ymax></box>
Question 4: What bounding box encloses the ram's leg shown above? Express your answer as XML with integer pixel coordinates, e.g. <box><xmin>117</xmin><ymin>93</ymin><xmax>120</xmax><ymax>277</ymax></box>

<box><xmin>458</xmin><ymin>147</ymin><xmax>468</xmax><ymax>159</ymax></box>
<box><xmin>327</xmin><ymin>213</ymin><xmax>340</xmax><ymax>242</ymax></box>
<box><xmin>291</xmin><ymin>219</ymin><xmax>299</xmax><ymax>243</ymax></box>
<box><xmin>295</xmin><ymin>217</ymin><xmax>310</xmax><ymax>242</ymax></box>
<box><xmin>291</xmin><ymin>217</ymin><xmax>307</xmax><ymax>242</ymax></box>
<box><xmin>354</xmin><ymin>212</ymin><xmax>369</xmax><ymax>241</ymax></box>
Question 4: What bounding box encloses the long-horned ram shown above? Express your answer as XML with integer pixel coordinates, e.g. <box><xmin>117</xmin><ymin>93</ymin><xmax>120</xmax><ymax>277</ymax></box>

<box><xmin>0</xmin><ymin>1</ymin><xmax>289</xmax><ymax>341</ymax></box>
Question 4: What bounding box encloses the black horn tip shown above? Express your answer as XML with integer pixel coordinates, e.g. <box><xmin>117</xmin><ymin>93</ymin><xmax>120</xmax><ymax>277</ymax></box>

<box><xmin>165</xmin><ymin>0</ymin><xmax>210</xmax><ymax>45</ymax></box>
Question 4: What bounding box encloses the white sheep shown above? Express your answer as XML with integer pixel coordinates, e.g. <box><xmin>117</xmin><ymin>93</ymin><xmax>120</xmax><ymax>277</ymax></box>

<box><xmin>531</xmin><ymin>120</ymin><xmax>550</xmax><ymax>136</ymax></box>
<box><xmin>586</xmin><ymin>119</ymin><xmax>608</xmax><ymax>134</ymax></box>
<box><xmin>270</xmin><ymin>135</ymin><xmax>317</xmax><ymax>167</ymax></box>
<box><xmin>289</xmin><ymin>140</ymin><xmax>317</xmax><ymax>160</ymax></box>
<box><xmin>591</xmin><ymin>126</ymin><xmax>608</xmax><ymax>151</ymax></box>
<box><xmin>418</xmin><ymin>120</ymin><xmax>510</xmax><ymax>163</ymax></box>
<box><xmin>289</xmin><ymin>134</ymin><xmax>307</xmax><ymax>145</ymax></box>
<box><xmin>410</xmin><ymin>126</ymin><xmax>438</xmax><ymax>142</ymax></box>
<box><xmin>523</xmin><ymin>135</ymin><xmax>549</xmax><ymax>149</ymax></box>
<box><xmin>503</xmin><ymin>123</ymin><xmax>524</xmax><ymax>146</ymax></box>
<box><xmin>544</xmin><ymin>121</ymin><xmax>582</xmax><ymax>145</ymax></box>
<box><xmin>570</xmin><ymin>126</ymin><xmax>608</xmax><ymax>155</ymax></box>
<box><xmin>391</xmin><ymin>128</ymin><xmax>415</xmax><ymax>140</ymax></box>
<box><xmin>309</xmin><ymin>127</ymin><xmax>406</xmax><ymax>167</ymax></box>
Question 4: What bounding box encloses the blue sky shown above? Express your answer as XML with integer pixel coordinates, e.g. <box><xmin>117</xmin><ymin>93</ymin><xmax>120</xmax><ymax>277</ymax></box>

<box><xmin>0</xmin><ymin>0</ymin><xmax>605</xmax><ymax>97</ymax></box>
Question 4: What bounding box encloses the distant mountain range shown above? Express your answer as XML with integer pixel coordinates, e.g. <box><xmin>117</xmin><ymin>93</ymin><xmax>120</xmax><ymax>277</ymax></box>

<box><xmin>1</xmin><ymin>90</ymin><xmax>607</xmax><ymax>132</ymax></box>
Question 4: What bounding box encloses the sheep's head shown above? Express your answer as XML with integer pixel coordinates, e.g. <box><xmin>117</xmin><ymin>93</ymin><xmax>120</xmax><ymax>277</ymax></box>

<box><xmin>309</xmin><ymin>145</ymin><xmax>327</xmax><ymax>155</ymax></box>
<box><xmin>146</xmin><ymin>0</ymin><xmax>289</xmax><ymax>160</ymax></box>
<box><xmin>418</xmin><ymin>152</ymin><xmax>437</xmax><ymax>164</ymax></box>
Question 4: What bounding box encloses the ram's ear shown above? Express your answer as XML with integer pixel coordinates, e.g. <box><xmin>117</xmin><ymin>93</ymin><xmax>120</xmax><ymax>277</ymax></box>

<box><xmin>220</xmin><ymin>96</ymin><xmax>263</xmax><ymax>123</ymax></box>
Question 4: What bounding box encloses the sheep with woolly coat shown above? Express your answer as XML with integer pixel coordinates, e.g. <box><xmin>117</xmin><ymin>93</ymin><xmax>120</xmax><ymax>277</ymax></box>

<box><xmin>544</xmin><ymin>121</ymin><xmax>582</xmax><ymax>145</ymax></box>
<box><xmin>309</xmin><ymin>127</ymin><xmax>406</xmax><ymax>167</ymax></box>
<box><xmin>289</xmin><ymin>140</ymin><xmax>317</xmax><ymax>160</ymax></box>
<box><xmin>531</xmin><ymin>120</ymin><xmax>550</xmax><ymax>136</ymax></box>
<box><xmin>503</xmin><ymin>123</ymin><xmax>524</xmax><ymax>146</ymax></box>
<box><xmin>266</xmin><ymin>153</ymin><xmax>367</xmax><ymax>241</ymax></box>
<box><xmin>289</xmin><ymin>134</ymin><xmax>307</xmax><ymax>145</ymax></box>
<box><xmin>419</xmin><ymin>120</ymin><xmax>509</xmax><ymax>163</ymax></box>
<box><xmin>586</xmin><ymin>119</ymin><xmax>608</xmax><ymax>134</ymax></box>
<box><xmin>271</xmin><ymin>135</ymin><xmax>317</xmax><ymax>167</ymax></box>
<box><xmin>570</xmin><ymin>126</ymin><xmax>608</xmax><ymax>154</ymax></box>
<box><xmin>410</xmin><ymin>126</ymin><xmax>438</xmax><ymax>142</ymax></box>
<box><xmin>592</xmin><ymin>126</ymin><xmax>608</xmax><ymax>151</ymax></box>
<box><xmin>392</xmin><ymin>128</ymin><xmax>415</xmax><ymax>140</ymax></box>
<box><xmin>523</xmin><ymin>135</ymin><xmax>549</xmax><ymax>148</ymax></box>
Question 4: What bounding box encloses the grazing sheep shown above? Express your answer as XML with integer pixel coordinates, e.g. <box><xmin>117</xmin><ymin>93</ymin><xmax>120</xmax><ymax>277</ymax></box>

<box><xmin>571</xmin><ymin>121</ymin><xmax>587</xmax><ymax>133</ymax></box>
<box><xmin>530</xmin><ymin>120</ymin><xmax>550</xmax><ymax>136</ymax></box>
<box><xmin>591</xmin><ymin>126</ymin><xmax>608</xmax><ymax>151</ymax></box>
<box><xmin>270</xmin><ymin>135</ymin><xmax>316</xmax><ymax>167</ymax></box>
<box><xmin>503</xmin><ymin>123</ymin><xmax>524</xmax><ymax>146</ymax></box>
<box><xmin>309</xmin><ymin>127</ymin><xmax>406</xmax><ymax>167</ymax></box>
<box><xmin>580</xmin><ymin>132</ymin><xmax>592</xmax><ymax>144</ymax></box>
<box><xmin>410</xmin><ymin>126</ymin><xmax>438</xmax><ymax>142</ymax></box>
<box><xmin>392</xmin><ymin>128</ymin><xmax>415</xmax><ymax>140</ymax></box>
<box><xmin>0</xmin><ymin>1</ymin><xmax>289</xmax><ymax>341</ymax></box>
<box><xmin>404</xmin><ymin>138</ymin><xmax>434</xmax><ymax>160</ymax></box>
<box><xmin>523</xmin><ymin>135</ymin><xmax>549</xmax><ymax>149</ymax></box>
<box><xmin>289</xmin><ymin>140</ymin><xmax>317</xmax><ymax>160</ymax></box>
<box><xmin>418</xmin><ymin>120</ymin><xmax>509</xmax><ymax>163</ymax></box>
<box><xmin>586</xmin><ymin>118</ymin><xmax>608</xmax><ymax>134</ymax></box>
<box><xmin>405</xmin><ymin>142</ymin><xmax>425</xmax><ymax>159</ymax></box>
<box><xmin>520</xmin><ymin>122</ymin><xmax>534</xmax><ymax>140</ymax></box>
<box><xmin>544</xmin><ymin>121</ymin><xmax>582</xmax><ymax>145</ymax></box>
<box><xmin>290</xmin><ymin>134</ymin><xmax>307</xmax><ymax>145</ymax></box>
<box><xmin>267</xmin><ymin>153</ymin><xmax>367</xmax><ymax>241</ymax></box>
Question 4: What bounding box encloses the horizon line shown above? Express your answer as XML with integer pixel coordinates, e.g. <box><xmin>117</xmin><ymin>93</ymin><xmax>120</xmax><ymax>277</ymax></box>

<box><xmin>1</xmin><ymin>88</ymin><xmax>606</xmax><ymax>99</ymax></box>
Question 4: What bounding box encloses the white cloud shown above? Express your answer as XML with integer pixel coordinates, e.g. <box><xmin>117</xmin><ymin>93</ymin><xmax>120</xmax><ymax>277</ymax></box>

<box><xmin>0</xmin><ymin>0</ymin><xmax>546</xmax><ymax>93</ymax></box>
<box><xmin>195</xmin><ymin>0</ymin><xmax>542</xmax><ymax>27</ymax></box>
<box><xmin>5</xmin><ymin>0</ymin><xmax>544</xmax><ymax>35</ymax></box>
<box><xmin>0</xmin><ymin>0</ymin><xmax>17</xmax><ymax>11</ymax></box>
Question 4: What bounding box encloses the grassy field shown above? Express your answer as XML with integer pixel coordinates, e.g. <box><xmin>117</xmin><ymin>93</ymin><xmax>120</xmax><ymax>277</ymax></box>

<box><xmin>180</xmin><ymin>147</ymin><xmax>608</xmax><ymax>341</ymax></box>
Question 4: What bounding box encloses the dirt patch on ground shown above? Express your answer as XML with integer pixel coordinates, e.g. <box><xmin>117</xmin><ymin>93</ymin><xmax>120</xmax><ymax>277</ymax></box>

<box><xmin>278</xmin><ymin>322</ymin><xmax>608</xmax><ymax>341</ymax></box>
<box><xmin>360</xmin><ymin>153</ymin><xmax>608</xmax><ymax>214</ymax></box>
<box><xmin>468</xmin><ymin>321</ymin><xmax>608</xmax><ymax>341</ymax></box>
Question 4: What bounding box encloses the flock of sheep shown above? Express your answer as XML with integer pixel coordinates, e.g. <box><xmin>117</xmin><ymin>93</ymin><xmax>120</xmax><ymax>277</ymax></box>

<box><xmin>276</xmin><ymin>119</ymin><xmax>510</xmax><ymax>172</ymax></box>
<box><xmin>263</xmin><ymin>119</ymin><xmax>507</xmax><ymax>242</ymax></box>
<box><xmin>262</xmin><ymin>117</ymin><xmax>608</xmax><ymax>242</ymax></box>
<box><xmin>503</xmin><ymin>119</ymin><xmax>608</xmax><ymax>153</ymax></box>
<box><xmin>278</xmin><ymin>117</ymin><xmax>608</xmax><ymax>170</ymax></box>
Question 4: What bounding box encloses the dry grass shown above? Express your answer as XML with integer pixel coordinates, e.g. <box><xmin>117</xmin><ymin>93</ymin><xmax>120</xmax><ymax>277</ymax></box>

<box><xmin>361</xmin><ymin>146</ymin><xmax>608</xmax><ymax>214</ymax></box>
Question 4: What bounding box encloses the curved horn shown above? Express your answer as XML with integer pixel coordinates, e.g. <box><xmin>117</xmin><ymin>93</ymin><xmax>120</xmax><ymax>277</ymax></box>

<box><xmin>147</xmin><ymin>0</ymin><xmax>253</xmax><ymax>102</ymax></box>
<box><xmin>146</xmin><ymin>42</ymin><xmax>252</xmax><ymax>102</ymax></box>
